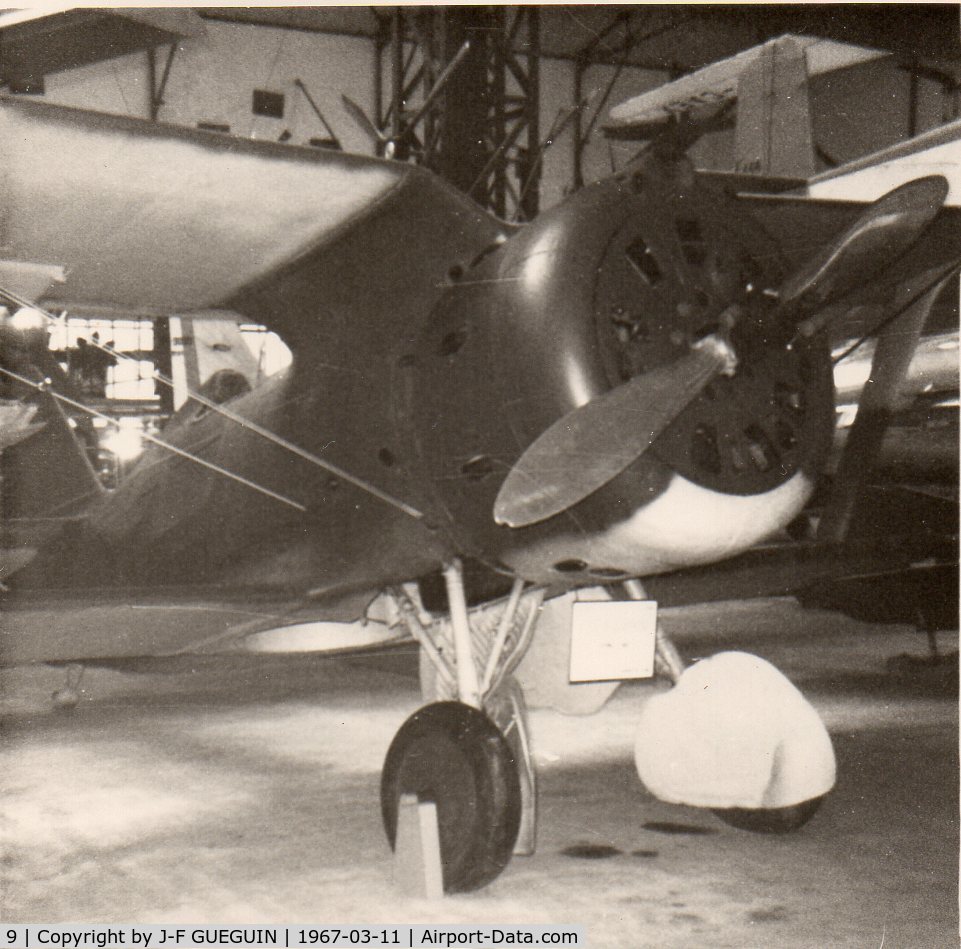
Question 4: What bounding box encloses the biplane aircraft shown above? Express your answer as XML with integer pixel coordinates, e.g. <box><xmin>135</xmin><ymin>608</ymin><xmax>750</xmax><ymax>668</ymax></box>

<box><xmin>1</xmin><ymin>33</ymin><xmax>959</xmax><ymax>893</ymax></box>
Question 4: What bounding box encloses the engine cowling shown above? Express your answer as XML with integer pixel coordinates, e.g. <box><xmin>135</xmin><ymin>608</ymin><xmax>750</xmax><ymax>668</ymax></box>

<box><xmin>411</xmin><ymin>158</ymin><xmax>834</xmax><ymax>585</ymax></box>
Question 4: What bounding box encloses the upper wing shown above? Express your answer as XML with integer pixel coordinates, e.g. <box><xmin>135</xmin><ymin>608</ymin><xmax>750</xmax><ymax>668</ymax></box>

<box><xmin>730</xmin><ymin>191</ymin><xmax>961</xmax><ymax>298</ymax></box>
<box><xmin>804</xmin><ymin>118</ymin><xmax>961</xmax><ymax>207</ymax></box>
<box><xmin>0</xmin><ymin>96</ymin><xmax>408</xmax><ymax>315</ymax></box>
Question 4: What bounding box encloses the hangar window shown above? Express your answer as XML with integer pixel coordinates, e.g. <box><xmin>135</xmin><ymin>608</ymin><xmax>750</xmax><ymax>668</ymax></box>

<box><xmin>625</xmin><ymin>237</ymin><xmax>662</xmax><ymax>286</ymax></box>
<box><xmin>46</xmin><ymin>316</ymin><xmax>156</xmax><ymax>401</ymax></box>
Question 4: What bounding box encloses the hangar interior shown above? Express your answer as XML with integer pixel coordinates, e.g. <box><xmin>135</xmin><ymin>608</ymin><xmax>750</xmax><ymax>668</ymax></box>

<box><xmin>0</xmin><ymin>4</ymin><xmax>959</xmax><ymax>940</ymax></box>
<box><xmin>0</xmin><ymin>5</ymin><xmax>957</xmax><ymax>483</ymax></box>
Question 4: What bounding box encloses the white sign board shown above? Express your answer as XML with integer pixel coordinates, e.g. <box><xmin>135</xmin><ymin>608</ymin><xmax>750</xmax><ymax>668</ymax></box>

<box><xmin>569</xmin><ymin>599</ymin><xmax>658</xmax><ymax>682</ymax></box>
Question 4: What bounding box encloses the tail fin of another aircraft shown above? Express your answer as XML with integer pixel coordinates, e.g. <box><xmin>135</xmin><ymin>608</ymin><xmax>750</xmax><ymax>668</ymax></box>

<box><xmin>179</xmin><ymin>312</ymin><xmax>261</xmax><ymax>393</ymax></box>
<box><xmin>605</xmin><ymin>34</ymin><xmax>886</xmax><ymax>179</ymax></box>
<box><xmin>1</xmin><ymin>389</ymin><xmax>103</xmax><ymax>520</ymax></box>
<box><xmin>733</xmin><ymin>37</ymin><xmax>814</xmax><ymax>179</ymax></box>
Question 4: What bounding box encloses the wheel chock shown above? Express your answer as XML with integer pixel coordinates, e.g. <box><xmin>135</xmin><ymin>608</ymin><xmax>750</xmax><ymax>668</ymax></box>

<box><xmin>392</xmin><ymin>794</ymin><xmax>444</xmax><ymax>899</ymax></box>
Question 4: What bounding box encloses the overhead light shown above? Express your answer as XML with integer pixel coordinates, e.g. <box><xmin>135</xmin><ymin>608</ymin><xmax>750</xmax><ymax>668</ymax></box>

<box><xmin>9</xmin><ymin>307</ymin><xmax>46</xmax><ymax>332</ymax></box>
<box><xmin>101</xmin><ymin>420</ymin><xmax>146</xmax><ymax>463</ymax></box>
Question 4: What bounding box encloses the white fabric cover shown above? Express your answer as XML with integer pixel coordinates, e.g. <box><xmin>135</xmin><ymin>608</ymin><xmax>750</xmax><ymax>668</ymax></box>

<box><xmin>635</xmin><ymin>651</ymin><xmax>835</xmax><ymax>809</ymax></box>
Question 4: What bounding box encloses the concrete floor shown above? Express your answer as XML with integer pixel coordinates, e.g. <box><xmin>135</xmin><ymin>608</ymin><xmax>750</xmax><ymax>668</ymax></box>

<box><xmin>1</xmin><ymin>597</ymin><xmax>957</xmax><ymax>947</ymax></box>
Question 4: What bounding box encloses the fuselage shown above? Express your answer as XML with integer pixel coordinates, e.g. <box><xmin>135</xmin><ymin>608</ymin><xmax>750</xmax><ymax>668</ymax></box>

<box><xmin>11</xmin><ymin>150</ymin><xmax>833</xmax><ymax>601</ymax></box>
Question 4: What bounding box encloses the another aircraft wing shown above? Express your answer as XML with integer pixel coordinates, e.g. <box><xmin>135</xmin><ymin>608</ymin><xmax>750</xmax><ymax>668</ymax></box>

<box><xmin>642</xmin><ymin>478</ymin><xmax>958</xmax><ymax>625</ymax></box>
<box><xmin>718</xmin><ymin>114</ymin><xmax>961</xmax><ymax>343</ymax></box>
<box><xmin>804</xmin><ymin>118</ymin><xmax>961</xmax><ymax>207</ymax></box>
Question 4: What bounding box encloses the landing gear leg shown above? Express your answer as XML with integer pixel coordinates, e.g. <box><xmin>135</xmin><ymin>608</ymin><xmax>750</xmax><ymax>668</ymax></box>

<box><xmin>443</xmin><ymin>559</ymin><xmax>482</xmax><ymax>709</ymax></box>
<box><xmin>485</xmin><ymin>675</ymin><xmax>537</xmax><ymax>855</ymax></box>
<box><xmin>382</xmin><ymin>562</ymin><xmax>542</xmax><ymax>891</ymax></box>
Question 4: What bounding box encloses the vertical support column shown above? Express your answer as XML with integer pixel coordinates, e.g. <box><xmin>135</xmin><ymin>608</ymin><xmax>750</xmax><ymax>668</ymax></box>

<box><xmin>373</xmin><ymin>16</ymin><xmax>387</xmax><ymax>131</ymax></box>
<box><xmin>417</xmin><ymin>9</ymin><xmax>440</xmax><ymax>160</ymax></box>
<box><xmin>390</xmin><ymin>10</ymin><xmax>405</xmax><ymax>144</ymax></box>
<box><xmin>519</xmin><ymin>10</ymin><xmax>541</xmax><ymax>221</ymax></box>
<box><xmin>152</xmin><ymin>316</ymin><xmax>174</xmax><ymax>415</ymax></box>
<box><xmin>373</xmin><ymin>7</ymin><xmax>541</xmax><ymax>221</ymax></box>
<box><xmin>438</xmin><ymin>7</ymin><xmax>498</xmax><ymax>202</ymax></box>
<box><xmin>488</xmin><ymin>9</ymin><xmax>507</xmax><ymax>217</ymax></box>
<box><xmin>572</xmin><ymin>55</ymin><xmax>587</xmax><ymax>191</ymax></box>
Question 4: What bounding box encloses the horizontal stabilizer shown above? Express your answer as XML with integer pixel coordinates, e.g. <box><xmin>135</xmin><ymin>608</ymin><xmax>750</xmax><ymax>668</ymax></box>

<box><xmin>0</xmin><ymin>260</ymin><xmax>65</xmax><ymax>301</ymax></box>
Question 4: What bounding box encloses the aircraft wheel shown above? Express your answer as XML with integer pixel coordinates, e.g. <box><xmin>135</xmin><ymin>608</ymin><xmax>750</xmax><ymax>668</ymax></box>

<box><xmin>712</xmin><ymin>795</ymin><xmax>825</xmax><ymax>834</ymax></box>
<box><xmin>381</xmin><ymin>701</ymin><xmax>521</xmax><ymax>893</ymax></box>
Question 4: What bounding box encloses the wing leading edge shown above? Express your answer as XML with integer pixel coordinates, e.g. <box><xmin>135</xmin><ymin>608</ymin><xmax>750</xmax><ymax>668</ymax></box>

<box><xmin>0</xmin><ymin>96</ymin><xmax>408</xmax><ymax>315</ymax></box>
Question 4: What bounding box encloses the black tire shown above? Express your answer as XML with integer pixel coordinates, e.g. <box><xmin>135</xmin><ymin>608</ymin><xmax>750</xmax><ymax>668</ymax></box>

<box><xmin>712</xmin><ymin>795</ymin><xmax>825</xmax><ymax>834</ymax></box>
<box><xmin>381</xmin><ymin>701</ymin><xmax>521</xmax><ymax>893</ymax></box>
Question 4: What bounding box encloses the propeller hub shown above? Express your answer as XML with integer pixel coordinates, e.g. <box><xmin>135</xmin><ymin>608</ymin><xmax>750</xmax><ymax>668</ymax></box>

<box><xmin>692</xmin><ymin>332</ymin><xmax>738</xmax><ymax>377</ymax></box>
<box><xmin>592</xmin><ymin>173</ymin><xmax>835</xmax><ymax>497</ymax></box>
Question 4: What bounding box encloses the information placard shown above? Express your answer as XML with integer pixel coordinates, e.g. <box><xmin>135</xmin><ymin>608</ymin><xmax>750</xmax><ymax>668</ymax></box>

<box><xmin>569</xmin><ymin>599</ymin><xmax>657</xmax><ymax>682</ymax></box>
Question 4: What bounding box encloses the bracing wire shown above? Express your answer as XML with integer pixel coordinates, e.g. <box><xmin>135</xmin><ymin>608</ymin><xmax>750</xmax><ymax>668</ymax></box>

<box><xmin>1</xmin><ymin>287</ymin><xmax>425</xmax><ymax>520</ymax></box>
<box><xmin>0</xmin><ymin>365</ymin><xmax>308</xmax><ymax>512</ymax></box>
<box><xmin>831</xmin><ymin>263</ymin><xmax>959</xmax><ymax>365</ymax></box>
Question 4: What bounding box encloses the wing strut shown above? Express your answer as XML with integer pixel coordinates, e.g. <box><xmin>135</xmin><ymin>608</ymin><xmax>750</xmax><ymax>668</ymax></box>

<box><xmin>817</xmin><ymin>272</ymin><xmax>956</xmax><ymax>544</ymax></box>
<box><xmin>0</xmin><ymin>287</ymin><xmax>425</xmax><ymax>521</ymax></box>
<box><xmin>0</xmin><ymin>366</ymin><xmax>309</xmax><ymax>512</ymax></box>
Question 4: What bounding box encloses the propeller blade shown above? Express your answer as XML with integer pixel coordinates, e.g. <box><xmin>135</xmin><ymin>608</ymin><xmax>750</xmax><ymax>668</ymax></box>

<box><xmin>778</xmin><ymin>175</ymin><xmax>949</xmax><ymax>318</ymax></box>
<box><xmin>340</xmin><ymin>94</ymin><xmax>386</xmax><ymax>147</ymax></box>
<box><xmin>494</xmin><ymin>339</ymin><xmax>733</xmax><ymax>528</ymax></box>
